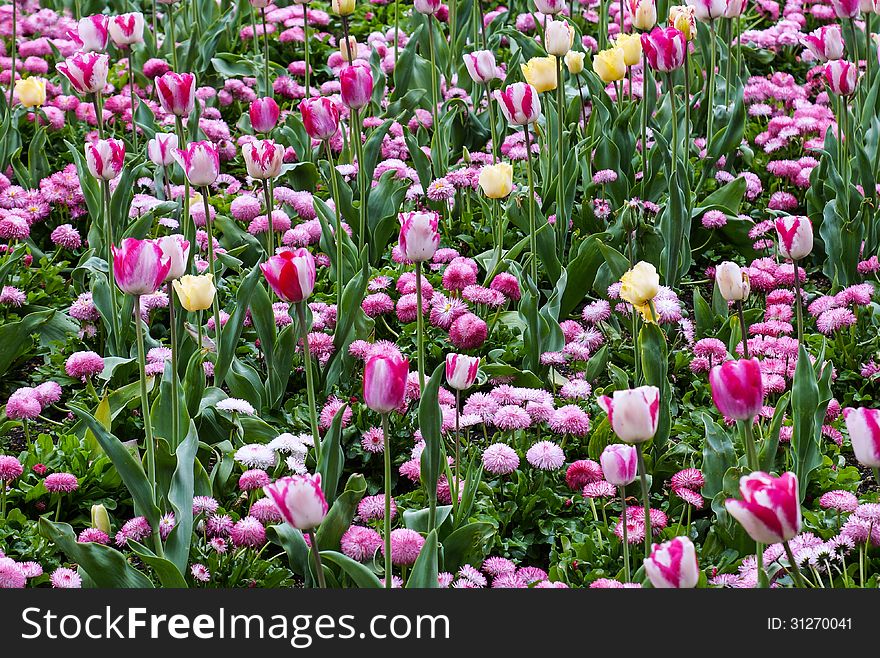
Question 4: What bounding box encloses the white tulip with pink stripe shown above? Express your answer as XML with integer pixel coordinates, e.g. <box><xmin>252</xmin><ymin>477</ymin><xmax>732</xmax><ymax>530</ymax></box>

<box><xmin>725</xmin><ymin>472</ymin><xmax>801</xmax><ymax>544</ymax></box>
<box><xmin>597</xmin><ymin>386</ymin><xmax>660</xmax><ymax>444</ymax></box>
<box><xmin>645</xmin><ymin>536</ymin><xmax>700</xmax><ymax>588</ymax></box>
<box><xmin>843</xmin><ymin>407</ymin><xmax>880</xmax><ymax>468</ymax></box>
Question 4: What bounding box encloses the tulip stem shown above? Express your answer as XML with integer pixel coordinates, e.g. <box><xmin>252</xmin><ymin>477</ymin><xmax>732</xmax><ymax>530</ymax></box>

<box><xmin>102</xmin><ymin>180</ymin><xmax>121</xmax><ymax>351</ymax></box>
<box><xmin>427</xmin><ymin>16</ymin><xmax>440</xmax><ymax>173</ymax></box>
<box><xmin>93</xmin><ymin>92</ymin><xmax>105</xmax><ymax>139</ymax></box>
<box><xmin>783</xmin><ymin>540</ymin><xmax>807</xmax><ymax>588</ymax></box>
<box><xmin>741</xmin><ymin>418</ymin><xmax>758</xmax><ymax>471</ymax></box>
<box><xmin>303</xmin><ymin>6</ymin><xmax>311</xmax><ymax>97</ymax></box>
<box><xmin>8</xmin><ymin>0</ymin><xmax>16</xmax><ymax>109</ymax></box>
<box><xmin>200</xmin><ymin>187</ymin><xmax>223</xmax><ymax>358</ymax></box>
<box><xmin>295</xmin><ymin>302</ymin><xmax>322</xmax><ymax>466</ymax></box>
<box><xmin>128</xmin><ymin>48</ymin><xmax>139</xmax><ymax>153</ymax></box>
<box><xmin>151</xmin><ymin>0</ymin><xmax>157</xmax><ymax>52</ymax></box>
<box><xmin>555</xmin><ymin>54</ymin><xmax>566</xmax><ymax>257</ymax></box>
<box><xmin>173</xmin><ymin>116</ymin><xmax>192</xmax><ymax>271</ymax></box>
<box><xmin>415</xmin><ymin>261</ymin><xmax>426</xmax><ymax>393</ymax></box>
<box><xmin>167</xmin><ymin>2</ymin><xmax>178</xmax><ymax>72</ymax></box>
<box><xmin>522</xmin><ymin>125</ymin><xmax>538</xmax><ymax>287</ymax></box>
<box><xmin>599</xmin><ymin>0</ymin><xmax>607</xmax><ymax>51</ymax></box>
<box><xmin>352</xmin><ymin>107</ymin><xmax>367</xmax><ymax>252</ymax></box>
<box><xmin>261</xmin><ymin>8</ymin><xmax>271</xmax><ymax>97</ymax></box>
<box><xmin>381</xmin><ymin>413</ymin><xmax>393</xmax><ymax>589</ymax></box>
<box><xmin>323</xmin><ymin>141</ymin><xmax>345</xmax><ymax>312</ymax></box>
<box><xmin>0</xmin><ymin>482</ymin><xmax>6</xmax><ymax>519</ymax></box>
<box><xmin>453</xmin><ymin>389</ymin><xmax>461</xmax><ymax>516</ymax></box>
<box><xmin>737</xmin><ymin>301</ymin><xmax>749</xmax><ymax>359</ymax></box>
<box><xmin>261</xmin><ymin>178</ymin><xmax>274</xmax><ymax>259</ymax></box>
<box><xmin>485</xmin><ymin>82</ymin><xmax>499</xmax><ymax>163</ymax></box>
<box><xmin>641</xmin><ymin>51</ymin><xmax>649</xmax><ymax>196</ymax></box>
<box><xmin>619</xmin><ymin>485</ymin><xmax>631</xmax><ymax>582</ymax></box>
<box><xmin>707</xmin><ymin>20</ymin><xmax>717</xmax><ymax>154</ymax></box>
<box><xmin>636</xmin><ymin>444</ymin><xmax>652</xmax><ymax>559</ymax></box>
<box><xmin>307</xmin><ymin>530</ymin><xmax>327</xmax><ymax>588</ymax></box>
<box><xmin>167</xmin><ymin>281</ymin><xmax>180</xmax><ymax>447</ymax></box>
<box><xmin>341</xmin><ymin>15</ymin><xmax>353</xmax><ymax>64</ymax></box>
<box><xmin>792</xmin><ymin>257</ymin><xmax>804</xmax><ymax>345</ymax></box>
<box><xmin>394</xmin><ymin>0</ymin><xmax>399</xmax><ymax>68</ymax></box>
<box><xmin>683</xmin><ymin>52</ymin><xmax>691</xmax><ymax>147</ymax></box>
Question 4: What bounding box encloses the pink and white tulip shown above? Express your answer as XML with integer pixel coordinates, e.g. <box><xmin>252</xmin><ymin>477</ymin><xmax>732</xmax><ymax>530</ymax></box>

<box><xmin>723</xmin><ymin>0</ymin><xmax>748</xmax><ymax>18</ymax></box>
<box><xmin>599</xmin><ymin>443</ymin><xmax>638</xmax><ymax>486</ymax></box>
<box><xmin>243</xmin><ymin>139</ymin><xmax>283</xmax><ymax>180</ymax></box>
<box><xmin>534</xmin><ymin>0</ymin><xmax>566</xmax><ymax>13</ymax></box>
<box><xmin>413</xmin><ymin>0</ymin><xmax>441</xmax><ymax>14</ymax></box>
<box><xmin>686</xmin><ymin>0</ymin><xmax>726</xmax><ymax>21</ymax></box>
<box><xmin>495</xmin><ymin>82</ymin><xmax>542</xmax><ymax>126</ymax></box>
<box><xmin>112</xmin><ymin>238</ymin><xmax>171</xmax><ymax>296</ymax></box>
<box><xmin>843</xmin><ymin>407</ymin><xmax>880</xmax><ymax>468</ymax></box>
<box><xmin>398</xmin><ymin>211</ymin><xmax>441</xmax><ymax>263</ymax></box>
<box><xmin>725</xmin><ymin>472</ymin><xmax>801</xmax><ymax>544</ymax></box>
<box><xmin>641</xmin><ymin>27</ymin><xmax>687</xmax><ymax>72</ymax></box>
<box><xmin>56</xmin><ymin>52</ymin><xmax>109</xmax><ymax>95</ymax></box>
<box><xmin>300</xmin><ymin>97</ymin><xmax>340</xmax><ymax>141</ymax></box>
<box><xmin>173</xmin><ymin>141</ymin><xmax>221</xmax><ymax>187</ymax></box>
<box><xmin>73</xmin><ymin>15</ymin><xmax>109</xmax><ymax>52</ymax></box>
<box><xmin>249</xmin><ymin>96</ymin><xmax>280</xmax><ymax>133</ymax></box>
<box><xmin>597</xmin><ymin>386</ymin><xmax>661</xmax><ymax>444</ymax></box>
<box><xmin>463</xmin><ymin>51</ymin><xmax>502</xmax><ymax>84</ymax></box>
<box><xmin>629</xmin><ymin>0</ymin><xmax>658</xmax><ymax>30</ymax></box>
<box><xmin>824</xmin><ymin>59</ymin><xmax>859</xmax><ymax>96</ymax></box>
<box><xmin>147</xmin><ymin>133</ymin><xmax>179</xmax><ymax>167</ymax></box>
<box><xmin>802</xmin><ymin>25</ymin><xmax>845</xmax><ymax>62</ymax></box>
<box><xmin>85</xmin><ymin>139</ymin><xmax>125</xmax><ymax>181</ymax></box>
<box><xmin>260</xmin><ymin>248</ymin><xmax>317</xmax><ymax>303</ymax></box>
<box><xmin>363</xmin><ymin>352</ymin><xmax>409</xmax><ymax>414</ymax></box>
<box><xmin>774</xmin><ymin>216</ymin><xmax>813</xmax><ymax>261</ymax></box>
<box><xmin>340</xmin><ymin>63</ymin><xmax>374</xmax><ymax>110</ymax></box>
<box><xmin>709</xmin><ymin>358</ymin><xmax>763</xmax><ymax>421</ymax></box>
<box><xmin>157</xmin><ymin>234</ymin><xmax>191</xmax><ymax>282</ymax></box>
<box><xmin>155</xmin><ymin>72</ymin><xmax>197</xmax><ymax>117</ymax></box>
<box><xmin>645</xmin><ymin>537</ymin><xmax>700</xmax><ymax>588</ymax></box>
<box><xmin>445</xmin><ymin>353</ymin><xmax>480</xmax><ymax>391</ymax></box>
<box><xmin>108</xmin><ymin>13</ymin><xmax>145</xmax><ymax>48</ymax></box>
<box><xmin>830</xmin><ymin>0</ymin><xmax>860</xmax><ymax>17</ymax></box>
<box><xmin>263</xmin><ymin>474</ymin><xmax>329</xmax><ymax>530</ymax></box>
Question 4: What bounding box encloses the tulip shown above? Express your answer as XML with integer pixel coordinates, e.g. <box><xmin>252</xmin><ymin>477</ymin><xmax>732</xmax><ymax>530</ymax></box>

<box><xmin>74</xmin><ymin>15</ymin><xmax>109</xmax><ymax>52</ymax></box>
<box><xmin>545</xmin><ymin>19</ymin><xmax>575</xmax><ymax>57</ymax></box>
<box><xmin>339</xmin><ymin>36</ymin><xmax>358</xmax><ymax>63</ymax></box>
<box><xmin>445</xmin><ymin>353</ymin><xmax>480</xmax><ymax>391</ymax></box>
<box><xmin>709</xmin><ymin>358</ymin><xmax>763</xmax><ymax>420</ymax></box>
<box><xmin>463</xmin><ymin>50</ymin><xmax>501</xmax><ymax>83</ymax></box>
<box><xmin>399</xmin><ymin>211</ymin><xmax>441</xmax><ymax>263</ymax></box>
<box><xmin>112</xmin><ymin>238</ymin><xmax>171</xmax><ymax>296</ymax></box>
<box><xmin>630</xmin><ymin>0</ymin><xmax>658</xmax><ymax>30</ymax></box>
<box><xmin>725</xmin><ymin>472</ymin><xmax>801</xmax><ymax>545</ymax></box>
<box><xmin>108</xmin><ymin>12</ymin><xmax>145</xmax><ymax>47</ymax></box>
<box><xmin>774</xmin><ymin>216</ymin><xmax>813</xmax><ymax>261</ymax></box>
<box><xmin>155</xmin><ymin>72</ymin><xmax>196</xmax><ymax>117</ymax></box>
<box><xmin>495</xmin><ymin>82</ymin><xmax>542</xmax><ymax>125</ymax></box>
<box><xmin>686</xmin><ymin>0</ymin><xmax>726</xmax><ymax>21</ymax></box>
<box><xmin>843</xmin><ymin>407</ymin><xmax>880</xmax><ymax>468</ymax></box>
<box><xmin>364</xmin><ymin>352</ymin><xmax>409</xmax><ymax>414</ymax></box>
<box><xmin>825</xmin><ymin>59</ymin><xmax>859</xmax><ymax>96</ymax></box>
<box><xmin>803</xmin><ymin>25</ymin><xmax>845</xmax><ymax>62</ymax></box>
<box><xmin>593</xmin><ymin>47</ymin><xmax>627</xmax><ymax>83</ymax></box>
<box><xmin>645</xmin><ymin>537</ymin><xmax>700</xmax><ymax>588</ymax></box>
<box><xmin>157</xmin><ymin>234</ymin><xmax>191</xmax><ymax>282</ymax></box>
<box><xmin>300</xmin><ymin>97</ymin><xmax>340</xmax><ymax>141</ymax></box>
<box><xmin>85</xmin><ymin>138</ymin><xmax>125</xmax><ymax>181</ymax></box>
<box><xmin>173</xmin><ymin>274</ymin><xmax>216</xmax><ymax>312</ymax></box>
<box><xmin>597</xmin><ymin>386</ymin><xmax>661</xmax><ymax>444</ymax></box>
<box><xmin>616</xmin><ymin>33</ymin><xmax>643</xmax><ymax>67</ymax></box>
<box><xmin>478</xmin><ymin>163</ymin><xmax>514</xmax><ymax>199</ymax></box>
<box><xmin>830</xmin><ymin>0</ymin><xmax>860</xmax><ymax>17</ymax></box>
<box><xmin>535</xmin><ymin>0</ymin><xmax>566</xmax><ymax>13</ymax></box>
<box><xmin>521</xmin><ymin>56</ymin><xmax>558</xmax><ymax>92</ymax></box>
<box><xmin>340</xmin><ymin>63</ymin><xmax>374</xmax><ymax>109</ymax></box>
<box><xmin>600</xmin><ymin>443</ymin><xmax>638</xmax><ymax>486</ymax></box>
<box><xmin>173</xmin><ymin>141</ymin><xmax>220</xmax><ymax>187</ymax></box>
<box><xmin>715</xmin><ymin>261</ymin><xmax>750</xmax><ymax>302</ymax></box>
<box><xmin>564</xmin><ymin>51</ymin><xmax>585</xmax><ymax>74</ymax></box>
<box><xmin>724</xmin><ymin>0</ymin><xmax>748</xmax><ymax>17</ymax></box>
<box><xmin>243</xmin><ymin>139</ymin><xmax>283</xmax><ymax>180</ymax></box>
<box><xmin>56</xmin><ymin>52</ymin><xmax>109</xmax><ymax>95</ymax></box>
<box><xmin>260</xmin><ymin>248</ymin><xmax>317</xmax><ymax>304</ymax></box>
<box><xmin>148</xmin><ymin>133</ymin><xmax>179</xmax><ymax>167</ymax></box>
<box><xmin>332</xmin><ymin>0</ymin><xmax>356</xmax><ymax>15</ymax></box>
<box><xmin>249</xmin><ymin>96</ymin><xmax>280</xmax><ymax>133</ymax></box>
<box><xmin>668</xmin><ymin>5</ymin><xmax>697</xmax><ymax>40</ymax></box>
<box><xmin>641</xmin><ymin>27</ymin><xmax>687</xmax><ymax>72</ymax></box>
<box><xmin>619</xmin><ymin>260</ymin><xmax>660</xmax><ymax>321</ymax></box>
<box><xmin>90</xmin><ymin>504</ymin><xmax>111</xmax><ymax>535</ymax></box>
<box><xmin>14</xmin><ymin>77</ymin><xmax>46</xmax><ymax>108</ymax></box>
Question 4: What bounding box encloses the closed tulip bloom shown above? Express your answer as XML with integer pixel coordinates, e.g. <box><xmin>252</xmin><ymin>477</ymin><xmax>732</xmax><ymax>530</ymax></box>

<box><xmin>495</xmin><ymin>82</ymin><xmax>542</xmax><ymax>125</ymax></box>
<box><xmin>630</xmin><ymin>0</ymin><xmax>658</xmax><ymax>30</ymax></box>
<box><xmin>157</xmin><ymin>234</ymin><xmax>191</xmax><ymax>282</ymax></box>
<box><xmin>709</xmin><ymin>358</ymin><xmax>763</xmax><ymax>420</ymax></box>
<box><xmin>803</xmin><ymin>25</ymin><xmax>845</xmax><ymax>62</ymax></box>
<box><xmin>339</xmin><ymin>36</ymin><xmax>358</xmax><ymax>63</ymax></box>
<box><xmin>620</xmin><ymin>260</ymin><xmax>660</xmax><ymax>321</ymax></box>
<box><xmin>112</xmin><ymin>238</ymin><xmax>171</xmax><ymax>296</ymax></box>
<box><xmin>264</xmin><ymin>474</ymin><xmax>329</xmax><ymax>530</ymax></box>
<box><xmin>535</xmin><ymin>0</ymin><xmax>566</xmax><ymax>13</ymax></box>
<box><xmin>724</xmin><ymin>0</ymin><xmax>748</xmax><ymax>17</ymax></box>
<box><xmin>598</xmin><ymin>386</ymin><xmax>661</xmax><ymax>443</ymax></box>
<box><xmin>521</xmin><ymin>56</ymin><xmax>558</xmax><ymax>92</ymax></box>
<box><xmin>861</xmin><ymin>0</ymin><xmax>880</xmax><ymax>11</ymax></box>
<box><xmin>463</xmin><ymin>50</ymin><xmax>501</xmax><ymax>83</ymax></box>
<box><xmin>300</xmin><ymin>97</ymin><xmax>340</xmax><ymax>141</ymax></box>
<box><xmin>686</xmin><ymin>0</ymin><xmax>726</xmax><ymax>21</ymax></box>
<box><xmin>56</xmin><ymin>52</ymin><xmax>109</xmax><ymax>95</ymax></box>
<box><xmin>260</xmin><ymin>248</ymin><xmax>317</xmax><ymax>303</ymax></box>
<box><xmin>174</xmin><ymin>141</ymin><xmax>220</xmax><ymax>187</ymax></box>
<box><xmin>85</xmin><ymin>139</ymin><xmax>126</xmax><ymax>181</ymax></box>
<box><xmin>173</xmin><ymin>274</ymin><xmax>216</xmax><ymax>311</ymax></box>
<box><xmin>478</xmin><ymin>163</ymin><xmax>514</xmax><ymax>199</ymax></box>
<box><xmin>545</xmin><ymin>19</ymin><xmax>575</xmax><ymax>56</ymax></box>
<box><xmin>641</xmin><ymin>27</ymin><xmax>687</xmax><ymax>71</ymax></box>
<box><xmin>774</xmin><ymin>216</ymin><xmax>813</xmax><ymax>261</ymax></box>
<box><xmin>715</xmin><ymin>261</ymin><xmax>750</xmax><ymax>301</ymax></box>
<box><xmin>250</xmin><ymin>0</ymin><xmax>272</xmax><ymax>7</ymax></box>
<box><xmin>564</xmin><ymin>50</ymin><xmax>585</xmax><ymax>74</ymax></box>
<box><xmin>155</xmin><ymin>72</ymin><xmax>197</xmax><ymax>117</ymax></box>
<box><xmin>109</xmin><ymin>12</ymin><xmax>145</xmax><ymax>47</ymax></box>
<box><xmin>445</xmin><ymin>353</ymin><xmax>480</xmax><ymax>390</ymax></box>
<box><xmin>243</xmin><ymin>139</ymin><xmax>283</xmax><ymax>180</ymax></box>
<box><xmin>399</xmin><ymin>211</ymin><xmax>441</xmax><ymax>262</ymax></box>
<box><xmin>725</xmin><ymin>472</ymin><xmax>801</xmax><ymax>544</ymax></box>
<box><xmin>414</xmin><ymin>0</ymin><xmax>441</xmax><ymax>13</ymax></box>
<box><xmin>363</xmin><ymin>352</ymin><xmax>409</xmax><ymax>414</ymax></box>
<box><xmin>668</xmin><ymin>5</ymin><xmax>697</xmax><ymax>40</ymax></box>
<box><xmin>91</xmin><ymin>504</ymin><xmax>111</xmax><ymax>534</ymax></box>
<box><xmin>74</xmin><ymin>15</ymin><xmax>109</xmax><ymax>52</ymax></box>
<box><xmin>15</xmin><ymin>77</ymin><xmax>47</xmax><ymax>108</ymax></box>
<box><xmin>147</xmin><ymin>132</ymin><xmax>179</xmax><ymax>166</ymax></box>
<box><xmin>592</xmin><ymin>47</ymin><xmax>627</xmax><ymax>82</ymax></box>
<box><xmin>843</xmin><ymin>407</ymin><xmax>880</xmax><ymax>468</ymax></box>
<box><xmin>340</xmin><ymin>63</ymin><xmax>374</xmax><ymax>109</ymax></box>
<box><xmin>645</xmin><ymin>537</ymin><xmax>700</xmax><ymax>588</ymax></box>
<box><xmin>599</xmin><ymin>443</ymin><xmax>638</xmax><ymax>486</ymax></box>
<box><xmin>332</xmin><ymin>0</ymin><xmax>356</xmax><ymax>15</ymax></box>
<box><xmin>616</xmin><ymin>33</ymin><xmax>643</xmax><ymax>66</ymax></box>
<box><xmin>825</xmin><ymin>59</ymin><xmax>859</xmax><ymax>96</ymax></box>
<box><xmin>249</xmin><ymin>96</ymin><xmax>280</xmax><ymax>133</ymax></box>
<box><xmin>830</xmin><ymin>0</ymin><xmax>860</xmax><ymax>17</ymax></box>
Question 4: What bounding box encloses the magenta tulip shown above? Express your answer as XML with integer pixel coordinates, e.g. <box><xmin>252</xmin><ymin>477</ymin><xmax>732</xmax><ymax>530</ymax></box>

<box><xmin>445</xmin><ymin>353</ymin><xmax>479</xmax><ymax>391</ymax></box>
<box><xmin>725</xmin><ymin>472</ymin><xmax>801</xmax><ymax>544</ymax></box>
<box><xmin>155</xmin><ymin>72</ymin><xmax>196</xmax><ymax>117</ymax></box>
<box><xmin>363</xmin><ymin>352</ymin><xmax>409</xmax><ymax>414</ymax></box>
<box><xmin>263</xmin><ymin>474</ymin><xmax>329</xmax><ymax>530</ymax></box>
<box><xmin>709</xmin><ymin>358</ymin><xmax>763</xmax><ymax>421</ymax></box>
<box><xmin>843</xmin><ymin>407</ymin><xmax>880</xmax><ymax>468</ymax></box>
<box><xmin>249</xmin><ymin>96</ymin><xmax>280</xmax><ymax>133</ymax></box>
<box><xmin>597</xmin><ymin>386</ymin><xmax>661</xmax><ymax>444</ymax></box>
<box><xmin>641</xmin><ymin>27</ymin><xmax>687</xmax><ymax>72</ymax></box>
<box><xmin>147</xmin><ymin>133</ymin><xmax>179</xmax><ymax>167</ymax></box>
<box><xmin>84</xmin><ymin>138</ymin><xmax>125</xmax><ymax>181</ymax></box>
<box><xmin>830</xmin><ymin>0</ymin><xmax>860</xmax><ymax>17</ymax></box>
<box><xmin>300</xmin><ymin>97</ymin><xmax>340</xmax><ymax>141</ymax></box>
<box><xmin>825</xmin><ymin>59</ymin><xmax>859</xmax><ymax>96</ymax></box>
<box><xmin>494</xmin><ymin>82</ymin><xmax>542</xmax><ymax>126</ymax></box>
<box><xmin>243</xmin><ymin>139</ymin><xmax>283</xmax><ymax>180</ymax></box>
<box><xmin>644</xmin><ymin>536</ymin><xmax>700</xmax><ymax>588</ymax></box>
<box><xmin>56</xmin><ymin>52</ymin><xmax>109</xmax><ymax>95</ymax></box>
<box><xmin>599</xmin><ymin>443</ymin><xmax>638</xmax><ymax>486</ymax></box>
<box><xmin>774</xmin><ymin>216</ymin><xmax>813</xmax><ymax>261</ymax></box>
<box><xmin>802</xmin><ymin>25</ymin><xmax>845</xmax><ymax>62</ymax></box>
<box><xmin>260</xmin><ymin>248</ymin><xmax>316</xmax><ymax>303</ymax></box>
<box><xmin>72</xmin><ymin>15</ymin><xmax>109</xmax><ymax>52</ymax></box>
<box><xmin>340</xmin><ymin>64</ymin><xmax>374</xmax><ymax>110</ymax></box>
<box><xmin>112</xmin><ymin>238</ymin><xmax>171</xmax><ymax>296</ymax></box>
<box><xmin>398</xmin><ymin>211</ymin><xmax>440</xmax><ymax>263</ymax></box>
<box><xmin>173</xmin><ymin>141</ymin><xmax>220</xmax><ymax>186</ymax></box>
<box><xmin>108</xmin><ymin>13</ymin><xmax>145</xmax><ymax>48</ymax></box>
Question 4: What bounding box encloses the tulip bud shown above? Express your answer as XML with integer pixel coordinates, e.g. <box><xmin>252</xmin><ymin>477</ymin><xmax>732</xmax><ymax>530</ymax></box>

<box><xmin>398</xmin><ymin>211</ymin><xmax>441</xmax><ymax>262</ymax></box>
<box><xmin>630</xmin><ymin>0</ymin><xmax>658</xmax><ymax>30</ymax></box>
<box><xmin>830</xmin><ymin>0</ymin><xmax>860</xmax><ymax>18</ymax></box>
<box><xmin>593</xmin><ymin>47</ymin><xmax>627</xmax><ymax>82</ymax></box>
<box><xmin>300</xmin><ymin>97</ymin><xmax>340</xmax><ymax>141</ymax></box>
<box><xmin>521</xmin><ymin>56</ymin><xmax>558</xmax><ymax>92</ymax></box>
<box><xmin>109</xmin><ymin>12</ymin><xmax>145</xmax><ymax>48</ymax></box>
<box><xmin>667</xmin><ymin>5</ymin><xmax>697</xmax><ymax>40</ymax></box>
<box><xmin>249</xmin><ymin>96</ymin><xmax>281</xmax><ymax>133</ymax></box>
<box><xmin>264</xmin><ymin>474</ymin><xmax>329</xmax><ymax>530</ymax></box>
<box><xmin>91</xmin><ymin>504</ymin><xmax>111</xmax><ymax>535</ymax></box>
<box><xmin>173</xmin><ymin>141</ymin><xmax>221</xmax><ymax>187</ymax></box>
<box><xmin>243</xmin><ymin>139</ymin><xmax>283</xmax><ymax>180</ymax></box>
<box><xmin>535</xmin><ymin>0</ymin><xmax>566</xmax><ymax>13</ymax></box>
<box><xmin>615</xmin><ymin>33</ymin><xmax>643</xmax><ymax>67</ymax></box>
<box><xmin>85</xmin><ymin>138</ymin><xmax>126</xmax><ymax>181</ymax></box>
<box><xmin>685</xmin><ymin>0</ymin><xmax>726</xmax><ymax>21</ymax></box>
<box><xmin>340</xmin><ymin>36</ymin><xmax>358</xmax><ymax>63</ymax></box>
<box><xmin>599</xmin><ymin>443</ymin><xmax>638</xmax><ymax>486</ymax></box>
<box><xmin>725</xmin><ymin>472</ymin><xmax>801</xmax><ymax>544</ymax></box>
<box><xmin>260</xmin><ymin>248</ymin><xmax>317</xmax><ymax>303</ymax></box>
<box><xmin>545</xmin><ymin>19</ymin><xmax>575</xmax><ymax>57</ymax></box>
<box><xmin>478</xmin><ymin>163</ymin><xmax>514</xmax><ymax>199</ymax></box>
<box><xmin>173</xmin><ymin>274</ymin><xmax>216</xmax><ymax>312</ymax></box>
<box><xmin>56</xmin><ymin>52</ymin><xmax>110</xmax><ymax>95</ymax></box>
<box><xmin>714</xmin><ymin>261</ymin><xmax>750</xmax><ymax>302</ymax></box>
<box><xmin>774</xmin><ymin>216</ymin><xmax>813</xmax><ymax>261</ymax></box>
<box><xmin>332</xmin><ymin>0</ymin><xmax>356</xmax><ymax>15</ymax></box>
<box><xmin>597</xmin><ymin>386</ymin><xmax>661</xmax><ymax>444</ymax></box>
<box><xmin>157</xmin><ymin>234</ymin><xmax>191</xmax><ymax>282</ymax></box>
<box><xmin>641</xmin><ymin>27</ymin><xmax>687</xmax><ymax>72</ymax></box>
<box><xmin>112</xmin><ymin>238</ymin><xmax>171</xmax><ymax>296</ymax></box>
<box><xmin>413</xmin><ymin>0</ymin><xmax>441</xmax><ymax>14</ymax></box>
<box><xmin>148</xmin><ymin>132</ymin><xmax>179</xmax><ymax>167</ymax></box>
<box><xmin>709</xmin><ymin>358</ymin><xmax>763</xmax><ymax>421</ymax></box>
<box><xmin>363</xmin><ymin>352</ymin><xmax>409</xmax><ymax>414</ymax></box>
<box><xmin>463</xmin><ymin>50</ymin><xmax>501</xmax><ymax>83</ymax></box>
<box><xmin>619</xmin><ymin>261</ymin><xmax>659</xmax><ymax>321</ymax></box>
<box><xmin>824</xmin><ymin>59</ymin><xmax>859</xmax><ymax>96</ymax></box>
<box><xmin>155</xmin><ymin>71</ymin><xmax>197</xmax><ymax>117</ymax></box>
<box><xmin>340</xmin><ymin>63</ymin><xmax>374</xmax><ymax>109</ymax></box>
<box><xmin>495</xmin><ymin>82</ymin><xmax>542</xmax><ymax>125</ymax></box>
<box><xmin>842</xmin><ymin>407</ymin><xmax>880</xmax><ymax>468</ymax></box>
<box><xmin>14</xmin><ymin>77</ymin><xmax>47</xmax><ymax>108</ymax></box>
<box><xmin>564</xmin><ymin>50</ymin><xmax>585</xmax><ymax>74</ymax></box>
<box><xmin>645</xmin><ymin>537</ymin><xmax>700</xmax><ymax>588</ymax></box>
<box><xmin>802</xmin><ymin>25</ymin><xmax>845</xmax><ymax>62</ymax></box>
<box><xmin>724</xmin><ymin>0</ymin><xmax>748</xmax><ymax>18</ymax></box>
<box><xmin>75</xmin><ymin>15</ymin><xmax>109</xmax><ymax>52</ymax></box>
<box><xmin>445</xmin><ymin>353</ymin><xmax>480</xmax><ymax>391</ymax></box>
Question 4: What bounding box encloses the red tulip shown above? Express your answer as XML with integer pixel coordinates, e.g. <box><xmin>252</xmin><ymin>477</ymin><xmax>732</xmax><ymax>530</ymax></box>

<box><xmin>112</xmin><ymin>238</ymin><xmax>171</xmax><ymax>296</ymax></box>
<box><xmin>363</xmin><ymin>351</ymin><xmax>409</xmax><ymax>414</ymax></box>
<box><xmin>260</xmin><ymin>248</ymin><xmax>317</xmax><ymax>303</ymax></box>
<box><xmin>709</xmin><ymin>358</ymin><xmax>763</xmax><ymax>421</ymax></box>
<box><xmin>156</xmin><ymin>72</ymin><xmax>196</xmax><ymax>117</ymax></box>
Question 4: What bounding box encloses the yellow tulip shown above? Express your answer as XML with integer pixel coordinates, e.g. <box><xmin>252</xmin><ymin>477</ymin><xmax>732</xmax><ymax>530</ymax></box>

<box><xmin>620</xmin><ymin>261</ymin><xmax>660</xmax><ymax>322</ymax></box>
<box><xmin>332</xmin><ymin>0</ymin><xmax>356</xmax><ymax>15</ymax></box>
<box><xmin>592</xmin><ymin>47</ymin><xmax>627</xmax><ymax>83</ymax></box>
<box><xmin>15</xmin><ymin>77</ymin><xmax>47</xmax><ymax>108</ymax></box>
<box><xmin>615</xmin><ymin>34</ymin><xmax>643</xmax><ymax>68</ymax></box>
<box><xmin>521</xmin><ymin>56</ymin><xmax>558</xmax><ymax>93</ymax></box>
<box><xmin>91</xmin><ymin>504</ymin><xmax>111</xmax><ymax>535</ymax></box>
<box><xmin>478</xmin><ymin>163</ymin><xmax>514</xmax><ymax>199</ymax></box>
<box><xmin>173</xmin><ymin>274</ymin><xmax>216</xmax><ymax>312</ymax></box>
<box><xmin>668</xmin><ymin>5</ymin><xmax>697</xmax><ymax>41</ymax></box>
<box><xmin>564</xmin><ymin>50</ymin><xmax>585</xmax><ymax>75</ymax></box>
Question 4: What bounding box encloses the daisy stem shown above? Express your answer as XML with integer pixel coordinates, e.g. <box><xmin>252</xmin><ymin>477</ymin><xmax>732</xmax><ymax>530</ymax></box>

<box><xmin>201</xmin><ymin>187</ymin><xmax>223</xmax><ymax>358</ymax></box>
<box><xmin>55</xmin><ymin>495</ymin><xmax>62</xmax><ymax>522</ymax></box>
<box><xmin>0</xmin><ymin>483</ymin><xmax>6</xmax><ymax>519</ymax></box>
<box><xmin>295</xmin><ymin>302</ymin><xmax>322</xmax><ymax>465</ymax></box>
<box><xmin>619</xmin><ymin>485</ymin><xmax>630</xmax><ymax>582</ymax></box>
<box><xmin>416</xmin><ymin>261</ymin><xmax>426</xmax><ymax>393</ymax></box>
<box><xmin>307</xmin><ymin>529</ymin><xmax>326</xmax><ymax>588</ymax></box>
<box><xmin>381</xmin><ymin>412</ymin><xmax>393</xmax><ymax>589</ymax></box>
<box><xmin>783</xmin><ymin>540</ymin><xmax>807</xmax><ymax>588</ymax></box>
<box><xmin>637</xmin><ymin>444</ymin><xmax>652</xmax><ymax>559</ymax></box>
<box><xmin>588</xmin><ymin>497</ymin><xmax>603</xmax><ymax>549</ymax></box>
